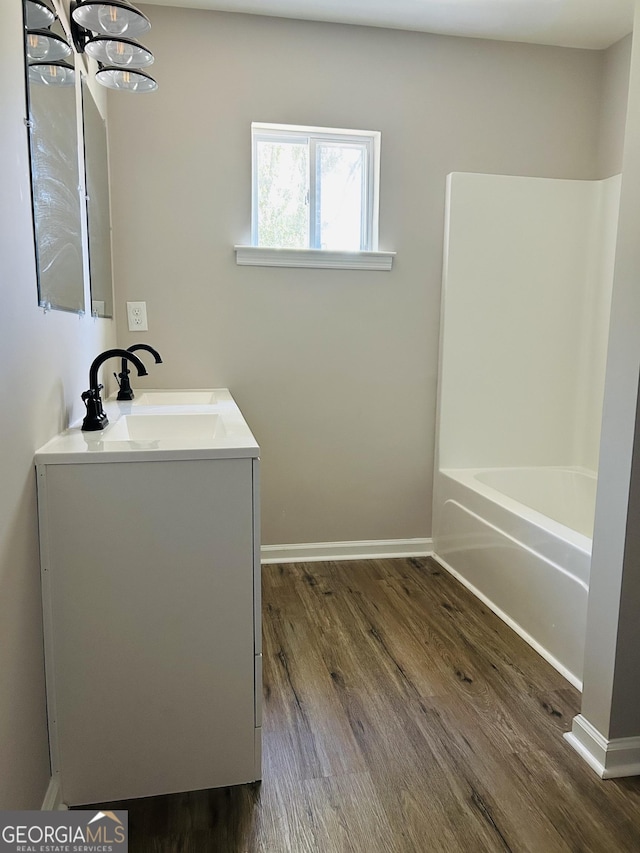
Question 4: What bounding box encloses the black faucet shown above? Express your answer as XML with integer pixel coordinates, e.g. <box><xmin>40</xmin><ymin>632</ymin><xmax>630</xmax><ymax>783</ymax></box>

<box><xmin>115</xmin><ymin>344</ymin><xmax>163</xmax><ymax>401</ymax></box>
<box><xmin>81</xmin><ymin>349</ymin><xmax>148</xmax><ymax>431</ymax></box>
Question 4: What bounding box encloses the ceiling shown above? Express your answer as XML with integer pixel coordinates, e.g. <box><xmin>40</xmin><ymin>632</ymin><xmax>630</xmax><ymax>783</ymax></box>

<box><xmin>141</xmin><ymin>0</ymin><xmax>633</xmax><ymax>50</ymax></box>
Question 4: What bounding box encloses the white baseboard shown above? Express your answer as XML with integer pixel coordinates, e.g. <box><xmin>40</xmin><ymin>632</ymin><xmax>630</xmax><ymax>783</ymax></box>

<box><xmin>41</xmin><ymin>777</ymin><xmax>66</xmax><ymax>810</ymax></box>
<box><xmin>565</xmin><ymin>714</ymin><xmax>640</xmax><ymax>778</ymax></box>
<box><xmin>260</xmin><ymin>538</ymin><xmax>432</xmax><ymax>564</ymax></box>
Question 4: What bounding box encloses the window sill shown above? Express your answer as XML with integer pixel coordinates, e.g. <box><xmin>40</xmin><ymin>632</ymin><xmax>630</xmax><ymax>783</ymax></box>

<box><xmin>234</xmin><ymin>246</ymin><xmax>395</xmax><ymax>271</ymax></box>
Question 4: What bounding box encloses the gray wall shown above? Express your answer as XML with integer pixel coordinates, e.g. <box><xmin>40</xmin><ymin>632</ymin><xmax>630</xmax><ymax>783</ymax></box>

<box><xmin>109</xmin><ymin>7</ymin><xmax>607</xmax><ymax>547</ymax></box>
<box><xmin>0</xmin><ymin>1</ymin><xmax>115</xmax><ymax>808</ymax></box>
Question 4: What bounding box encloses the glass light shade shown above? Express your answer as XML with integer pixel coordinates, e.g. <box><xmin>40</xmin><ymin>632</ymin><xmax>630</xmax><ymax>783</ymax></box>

<box><xmin>95</xmin><ymin>66</ymin><xmax>157</xmax><ymax>93</ymax></box>
<box><xmin>85</xmin><ymin>36</ymin><xmax>153</xmax><ymax>68</ymax></box>
<box><xmin>28</xmin><ymin>61</ymin><xmax>76</xmax><ymax>86</ymax></box>
<box><xmin>24</xmin><ymin>0</ymin><xmax>56</xmax><ymax>29</ymax></box>
<box><xmin>26</xmin><ymin>29</ymin><xmax>72</xmax><ymax>62</ymax></box>
<box><xmin>72</xmin><ymin>1</ymin><xmax>150</xmax><ymax>39</ymax></box>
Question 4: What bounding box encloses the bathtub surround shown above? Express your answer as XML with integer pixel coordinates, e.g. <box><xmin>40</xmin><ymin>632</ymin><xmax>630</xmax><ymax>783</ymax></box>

<box><xmin>436</xmin><ymin>172</ymin><xmax>620</xmax><ymax>475</ymax></box>
<box><xmin>433</xmin><ymin>172</ymin><xmax>621</xmax><ymax>686</ymax></box>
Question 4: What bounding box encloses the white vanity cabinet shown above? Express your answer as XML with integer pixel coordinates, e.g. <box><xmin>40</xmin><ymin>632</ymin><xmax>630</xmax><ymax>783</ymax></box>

<box><xmin>36</xmin><ymin>392</ymin><xmax>261</xmax><ymax>806</ymax></box>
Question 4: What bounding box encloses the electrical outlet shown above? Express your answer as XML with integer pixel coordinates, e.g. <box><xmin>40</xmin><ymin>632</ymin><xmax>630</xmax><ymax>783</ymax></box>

<box><xmin>127</xmin><ymin>301</ymin><xmax>148</xmax><ymax>332</ymax></box>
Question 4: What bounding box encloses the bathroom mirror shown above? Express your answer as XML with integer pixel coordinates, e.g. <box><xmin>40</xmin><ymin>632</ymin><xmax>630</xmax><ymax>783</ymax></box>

<box><xmin>82</xmin><ymin>79</ymin><xmax>114</xmax><ymax>318</ymax></box>
<box><xmin>23</xmin><ymin>1</ymin><xmax>85</xmax><ymax>313</ymax></box>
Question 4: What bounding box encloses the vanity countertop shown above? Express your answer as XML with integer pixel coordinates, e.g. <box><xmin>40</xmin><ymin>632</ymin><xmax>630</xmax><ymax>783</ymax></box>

<box><xmin>35</xmin><ymin>388</ymin><xmax>259</xmax><ymax>464</ymax></box>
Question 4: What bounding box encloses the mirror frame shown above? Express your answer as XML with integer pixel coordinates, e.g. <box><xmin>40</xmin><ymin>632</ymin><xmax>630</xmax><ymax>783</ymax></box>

<box><xmin>82</xmin><ymin>76</ymin><xmax>114</xmax><ymax>319</ymax></box>
<box><xmin>23</xmin><ymin>1</ymin><xmax>86</xmax><ymax>314</ymax></box>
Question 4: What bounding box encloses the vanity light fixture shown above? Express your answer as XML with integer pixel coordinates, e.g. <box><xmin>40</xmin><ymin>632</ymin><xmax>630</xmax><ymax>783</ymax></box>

<box><xmin>26</xmin><ymin>29</ymin><xmax>73</xmax><ymax>63</ymax></box>
<box><xmin>24</xmin><ymin>1</ymin><xmax>75</xmax><ymax>87</ymax></box>
<box><xmin>28</xmin><ymin>60</ymin><xmax>76</xmax><ymax>86</ymax></box>
<box><xmin>95</xmin><ymin>66</ymin><xmax>157</xmax><ymax>92</ymax></box>
<box><xmin>24</xmin><ymin>0</ymin><xmax>55</xmax><ymax>30</ymax></box>
<box><xmin>71</xmin><ymin>0</ymin><xmax>150</xmax><ymax>40</ymax></box>
<box><xmin>84</xmin><ymin>35</ymin><xmax>153</xmax><ymax>68</ymax></box>
<box><xmin>71</xmin><ymin>0</ymin><xmax>158</xmax><ymax>92</ymax></box>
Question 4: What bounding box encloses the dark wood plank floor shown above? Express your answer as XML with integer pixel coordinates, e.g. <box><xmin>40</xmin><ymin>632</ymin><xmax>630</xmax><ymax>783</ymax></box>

<box><xmin>86</xmin><ymin>557</ymin><xmax>640</xmax><ymax>852</ymax></box>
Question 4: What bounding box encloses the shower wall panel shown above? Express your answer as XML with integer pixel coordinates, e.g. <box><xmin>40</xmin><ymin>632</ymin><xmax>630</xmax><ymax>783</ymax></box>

<box><xmin>437</xmin><ymin>172</ymin><xmax>620</xmax><ymax>472</ymax></box>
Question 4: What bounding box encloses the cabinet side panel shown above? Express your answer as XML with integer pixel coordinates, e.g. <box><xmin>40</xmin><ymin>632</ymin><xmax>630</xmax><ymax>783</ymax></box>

<box><xmin>253</xmin><ymin>458</ymin><xmax>262</xmax><ymax>656</ymax></box>
<box><xmin>36</xmin><ymin>466</ymin><xmax>60</xmax><ymax>781</ymax></box>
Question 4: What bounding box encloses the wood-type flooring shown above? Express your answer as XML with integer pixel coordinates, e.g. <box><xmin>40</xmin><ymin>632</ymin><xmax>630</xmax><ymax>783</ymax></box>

<box><xmin>86</xmin><ymin>557</ymin><xmax>640</xmax><ymax>851</ymax></box>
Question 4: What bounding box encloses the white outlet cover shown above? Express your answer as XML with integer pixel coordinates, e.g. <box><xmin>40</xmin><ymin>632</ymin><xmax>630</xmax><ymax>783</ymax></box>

<box><xmin>126</xmin><ymin>301</ymin><xmax>148</xmax><ymax>332</ymax></box>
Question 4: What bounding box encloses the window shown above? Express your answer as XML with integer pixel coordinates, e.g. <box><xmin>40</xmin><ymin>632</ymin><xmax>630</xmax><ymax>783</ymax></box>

<box><xmin>252</xmin><ymin>123</ymin><xmax>379</xmax><ymax>252</ymax></box>
<box><xmin>235</xmin><ymin>123</ymin><xmax>393</xmax><ymax>270</ymax></box>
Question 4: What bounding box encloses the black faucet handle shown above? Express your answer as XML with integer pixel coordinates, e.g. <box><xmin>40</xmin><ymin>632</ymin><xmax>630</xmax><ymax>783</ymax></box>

<box><xmin>81</xmin><ymin>385</ymin><xmax>109</xmax><ymax>431</ymax></box>
<box><xmin>82</xmin><ymin>384</ymin><xmax>103</xmax><ymax>403</ymax></box>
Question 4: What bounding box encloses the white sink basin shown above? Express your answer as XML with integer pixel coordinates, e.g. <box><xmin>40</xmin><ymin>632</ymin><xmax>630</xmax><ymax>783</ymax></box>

<box><xmin>104</xmin><ymin>413</ymin><xmax>224</xmax><ymax>442</ymax></box>
<box><xmin>36</xmin><ymin>389</ymin><xmax>259</xmax><ymax>463</ymax></box>
<box><xmin>133</xmin><ymin>390</ymin><xmax>218</xmax><ymax>407</ymax></box>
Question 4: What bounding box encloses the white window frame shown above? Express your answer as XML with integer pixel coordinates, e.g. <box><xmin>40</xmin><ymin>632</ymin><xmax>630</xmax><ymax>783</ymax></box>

<box><xmin>235</xmin><ymin>122</ymin><xmax>394</xmax><ymax>271</ymax></box>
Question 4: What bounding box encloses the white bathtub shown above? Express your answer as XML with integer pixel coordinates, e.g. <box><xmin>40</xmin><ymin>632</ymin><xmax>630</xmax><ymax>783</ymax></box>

<box><xmin>433</xmin><ymin>466</ymin><xmax>595</xmax><ymax>688</ymax></box>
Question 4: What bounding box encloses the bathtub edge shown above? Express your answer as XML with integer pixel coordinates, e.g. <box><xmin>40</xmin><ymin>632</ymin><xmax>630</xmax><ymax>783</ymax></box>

<box><xmin>432</xmin><ymin>551</ymin><xmax>583</xmax><ymax>691</ymax></box>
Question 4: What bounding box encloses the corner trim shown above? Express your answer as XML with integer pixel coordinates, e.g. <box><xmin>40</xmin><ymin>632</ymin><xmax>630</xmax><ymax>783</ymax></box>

<box><xmin>565</xmin><ymin>714</ymin><xmax>640</xmax><ymax>778</ymax></box>
<box><xmin>235</xmin><ymin>246</ymin><xmax>395</xmax><ymax>271</ymax></box>
<box><xmin>41</xmin><ymin>777</ymin><xmax>66</xmax><ymax>810</ymax></box>
<box><xmin>260</xmin><ymin>538</ymin><xmax>431</xmax><ymax>564</ymax></box>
